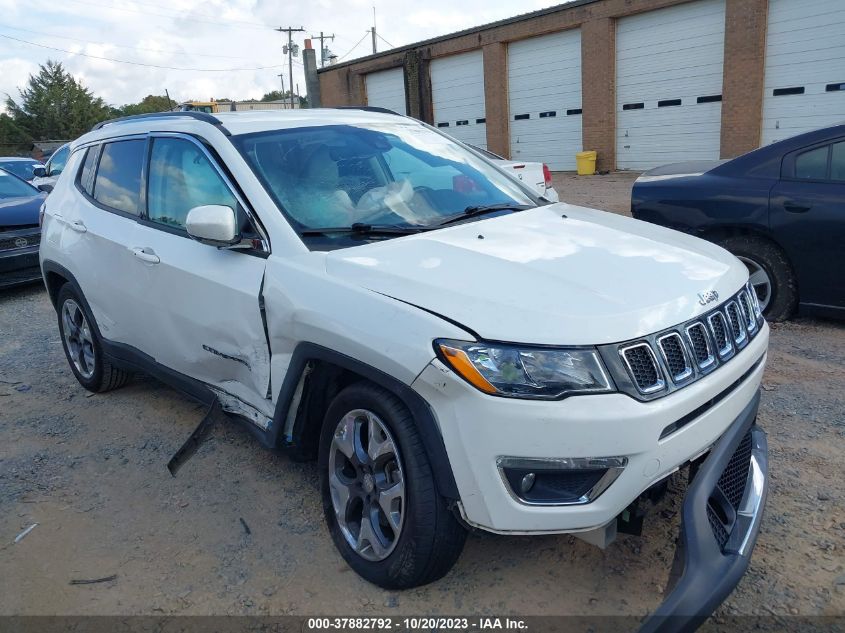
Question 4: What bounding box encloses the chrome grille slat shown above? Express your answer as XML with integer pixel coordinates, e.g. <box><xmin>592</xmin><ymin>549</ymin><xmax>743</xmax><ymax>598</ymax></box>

<box><xmin>685</xmin><ymin>322</ymin><xmax>715</xmax><ymax>370</ymax></box>
<box><xmin>708</xmin><ymin>311</ymin><xmax>734</xmax><ymax>359</ymax></box>
<box><xmin>657</xmin><ymin>332</ymin><xmax>693</xmax><ymax>383</ymax></box>
<box><xmin>725</xmin><ymin>301</ymin><xmax>748</xmax><ymax>346</ymax></box>
<box><xmin>738</xmin><ymin>291</ymin><xmax>757</xmax><ymax>333</ymax></box>
<box><xmin>619</xmin><ymin>343</ymin><xmax>665</xmax><ymax>394</ymax></box>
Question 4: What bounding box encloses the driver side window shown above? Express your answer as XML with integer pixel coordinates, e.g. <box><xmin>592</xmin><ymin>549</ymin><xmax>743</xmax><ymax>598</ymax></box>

<box><xmin>147</xmin><ymin>137</ymin><xmax>238</xmax><ymax>230</ymax></box>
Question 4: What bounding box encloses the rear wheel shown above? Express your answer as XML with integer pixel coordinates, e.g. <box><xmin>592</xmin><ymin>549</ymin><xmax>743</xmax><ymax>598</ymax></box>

<box><xmin>715</xmin><ymin>235</ymin><xmax>797</xmax><ymax>321</ymax></box>
<box><xmin>318</xmin><ymin>382</ymin><xmax>466</xmax><ymax>589</ymax></box>
<box><xmin>56</xmin><ymin>283</ymin><xmax>129</xmax><ymax>392</ymax></box>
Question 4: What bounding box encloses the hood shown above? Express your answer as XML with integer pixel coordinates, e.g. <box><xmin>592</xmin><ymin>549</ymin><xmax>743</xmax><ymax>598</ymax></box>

<box><xmin>0</xmin><ymin>194</ymin><xmax>45</xmax><ymax>228</ymax></box>
<box><xmin>636</xmin><ymin>160</ymin><xmax>727</xmax><ymax>183</ymax></box>
<box><xmin>325</xmin><ymin>204</ymin><xmax>748</xmax><ymax>345</ymax></box>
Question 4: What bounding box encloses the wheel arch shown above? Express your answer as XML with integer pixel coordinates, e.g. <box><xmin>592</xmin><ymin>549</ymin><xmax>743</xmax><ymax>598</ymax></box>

<box><xmin>271</xmin><ymin>342</ymin><xmax>460</xmax><ymax>501</ymax></box>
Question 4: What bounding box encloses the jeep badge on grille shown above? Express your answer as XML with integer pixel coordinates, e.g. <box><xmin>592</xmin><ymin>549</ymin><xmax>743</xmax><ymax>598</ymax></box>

<box><xmin>698</xmin><ymin>290</ymin><xmax>719</xmax><ymax>306</ymax></box>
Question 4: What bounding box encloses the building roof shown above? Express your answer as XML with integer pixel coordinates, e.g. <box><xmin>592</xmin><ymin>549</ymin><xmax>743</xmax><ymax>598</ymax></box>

<box><xmin>318</xmin><ymin>0</ymin><xmax>598</xmax><ymax>72</ymax></box>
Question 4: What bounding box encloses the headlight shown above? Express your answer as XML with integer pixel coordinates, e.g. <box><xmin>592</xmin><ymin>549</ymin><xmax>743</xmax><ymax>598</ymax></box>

<box><xmin>435</xmin><ymin>339</ymin><xmax>615</xmax><ymax>399</ymax></box>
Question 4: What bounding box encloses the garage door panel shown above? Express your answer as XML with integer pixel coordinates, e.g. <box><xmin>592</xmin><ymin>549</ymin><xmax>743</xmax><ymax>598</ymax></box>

<box><xmin>431</xmin><ymin>50</ymin><xmax>486</xmax><ymax>148</ymax></box>
<box><xmin>508</xmin><ymin>29</ymin><xmax>582</xmax><ymax>171</ymax></box>
<box><xmin>762</xmin><ymin>0</ymin><xmax>845</xmax><ymax>145</ymax></box>
<box><xmin>616</xmin><ymin>0</ymin><xmax>726</xmax><ymax>170</ymax></box>
<box><xmin>365</xmin><ymin>68</ymin><xmax>407</xmax><ymax>115</ymax></box>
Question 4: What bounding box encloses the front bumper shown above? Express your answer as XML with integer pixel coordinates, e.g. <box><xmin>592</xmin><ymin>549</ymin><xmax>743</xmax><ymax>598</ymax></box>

<box><xmin>0</xmin><ymin>244</ymin><xmax>41</xmax><ymax>289</ymax></box>
<box><xmin>640</xmin><ymin>391</ymin><xmax>768</xmax><ymax>632</ymax></box>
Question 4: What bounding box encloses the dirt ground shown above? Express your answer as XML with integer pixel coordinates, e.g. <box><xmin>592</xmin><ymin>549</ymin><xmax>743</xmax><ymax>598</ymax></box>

<box><xmin>1</xmin><ymin>176</ymin><xmax>843</xmax><ymax>623</ymax></box>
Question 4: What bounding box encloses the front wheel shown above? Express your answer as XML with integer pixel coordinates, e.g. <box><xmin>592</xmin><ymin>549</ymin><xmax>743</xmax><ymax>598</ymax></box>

<box><xmin>318</xmin><ymin>382</ymin><xmax>466</xmax><ymax>589</ymax></box>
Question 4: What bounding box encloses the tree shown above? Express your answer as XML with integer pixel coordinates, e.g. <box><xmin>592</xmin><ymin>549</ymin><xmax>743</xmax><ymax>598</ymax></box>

<box><xmin>260</xmin><ymin>89</ymin><xmax>307</xmax><ymax>106</ymax></box>
<box><xmin>116</xmin><ymin>94</ymin><xmax>175</xmax><ymax>116</ymax></box>
<box><xmin>5</xmin><ymin>60</ymin><xmax>111</xmax><ymax>140</ymax></box>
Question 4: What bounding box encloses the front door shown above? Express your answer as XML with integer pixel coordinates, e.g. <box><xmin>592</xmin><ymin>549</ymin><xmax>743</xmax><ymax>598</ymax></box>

<box><xmin>770</xmin><ymin>138</ymin><xmax>845</xmax><ymax>310</ymax></box>
<box><xmin>129</xmin><ymin>135</ymin><xmax>273</xmax><ymax>418</ymax></box>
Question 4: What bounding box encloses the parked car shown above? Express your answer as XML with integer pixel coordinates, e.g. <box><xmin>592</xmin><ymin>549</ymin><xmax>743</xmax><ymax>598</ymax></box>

<box><xmin>31</xmin><ymin>142</ymin><xmax>71</xmax><ymax>193</ymax></box>
<box><xmin>0</xmin><ymin>168</ymin><xmax>46</xmax><ymax>289</ymax></box>
<box><xmin>631</xmin><ymin>124</ymin><xmax>845</xmax><ymax>321</ymax></box>
<box><xmin>0</xmin><ymin>157</ymin><xmax>45</xmax><ymax>183</ymax></box>
<box><xmin>468</xmin><ymin>144</ymin><xmax>559</xmax><ymax>201</ymax></box>
<box><xmin>40</xmin><ymin>110</ymin><xmax>768</xmax><ymax>627</ymax></box>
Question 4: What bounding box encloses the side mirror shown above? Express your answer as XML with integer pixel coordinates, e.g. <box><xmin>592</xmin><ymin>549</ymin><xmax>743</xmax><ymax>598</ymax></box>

<box><xmin>32</xmin><ymin>166</ymin><xmax>46</xmax><ymax>178</ymax></box>
<box><xmin>37</xmin><ymin>183</ymin><xmax>54</xmax><ymax>193</ymax></box>
<box><xmin>185</xmin><ymin>205</ymin><xmax>240</xmax><ymax>246</ymax></box>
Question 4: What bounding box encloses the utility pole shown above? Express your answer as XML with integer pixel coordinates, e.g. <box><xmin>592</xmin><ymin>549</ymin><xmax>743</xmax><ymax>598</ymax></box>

<box><xmin>275</xmin><ymin>26</ymin><xmax>305</xmax><ymax>109</ymax></box>
<box><xmin>369</xmin><ymin>7</ymin><xmax>377</xmax><ymax>54</ymax></box>
<box><xmin>310</xmin><ymin>31</ymin><xmax>335</xmax><ymax>67</ymax></box>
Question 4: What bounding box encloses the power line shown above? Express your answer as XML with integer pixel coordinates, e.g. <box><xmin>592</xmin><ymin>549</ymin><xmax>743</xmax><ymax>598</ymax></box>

<box><xmin>337</xmin><ymin>32</ymin><xmax>369</xmax><ymax>61</ymax></box>
<box><xmin>60</xmin><ymin>0</ymin><xmax>275</xmax><ymax>31</ymax></box>
<box><xmin>0</xmin><ymin>33</ymin><xmax>283</xmax><ymax>72</ymax></box>
<box><xmin>0</xmin><ymin>24</ymin><xmax>260</xmax><ymax>60</ymax></box>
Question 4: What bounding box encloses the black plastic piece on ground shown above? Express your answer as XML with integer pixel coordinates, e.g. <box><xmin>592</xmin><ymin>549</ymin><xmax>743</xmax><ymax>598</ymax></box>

<box><xmin>167</xmin><ymin>399</ymin><xmax>222</xmax><ymax>476</ymax></box>
<box><xmin>639</xmin><ymin>391</ymin><xmax>767</xmax><ymax>633</ymax></box>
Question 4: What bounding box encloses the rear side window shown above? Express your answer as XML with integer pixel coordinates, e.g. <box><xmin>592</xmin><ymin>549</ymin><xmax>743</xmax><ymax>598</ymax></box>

<box><xmin>93</xmin><ymin>140</ymin><xmax>145</xmax><ymax>215</ymax></box>
<box><xmin>831</xmin><ymin>142</ymin><xmax>845</xmax><ymax>181</ymax></box>
<box><xmin>147</xmin><ymin>137</ymin><xmax>237</xmax><ymax>229</ymax></box>
<box><xmin>794</xmin><ymin>146</ymin><xmax>829</xmax><ymax>180</ymax></box>
<box><xmin>78</xmin><ymin>146</ymin><xmax>99</xmax><ymax>196</ymax></box>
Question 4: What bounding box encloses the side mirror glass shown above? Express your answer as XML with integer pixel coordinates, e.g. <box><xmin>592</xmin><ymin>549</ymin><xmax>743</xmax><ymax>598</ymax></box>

<box><xmin>37</xmin><ymin>183</ymin><xmax>54</xmax><ymax>193</ymax></box>
<box><xmin>32</xmin><ymin>166</ymin><xmax>46</xmax><ymax>178</ymax></box>
<box><xmin>185</xmin><ymin>205</ymin><xmax>240</xmax><ymax>246</ymax></box>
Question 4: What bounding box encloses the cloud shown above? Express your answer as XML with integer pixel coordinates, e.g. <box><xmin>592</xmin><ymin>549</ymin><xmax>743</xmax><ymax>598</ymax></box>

<box><xmin>0</xmin><ymin>0</ymin><xmax>562</xmax><ymax>110</ymax></box>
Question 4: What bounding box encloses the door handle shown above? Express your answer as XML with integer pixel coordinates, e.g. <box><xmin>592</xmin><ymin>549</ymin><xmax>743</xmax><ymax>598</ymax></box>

<box><xmin>783</xmin><ymin>200</ymin><xmax>811</xmax><ymax>213</ymax></box>
<box><xmin>69</xmin><ymin>220</ymin><xmax>87</xmax><ymax>233</ymax></box>
<box><xmin>131</xmin><ymin>247</ymin><xmax>160</xmax><ymax>264</ymax></box>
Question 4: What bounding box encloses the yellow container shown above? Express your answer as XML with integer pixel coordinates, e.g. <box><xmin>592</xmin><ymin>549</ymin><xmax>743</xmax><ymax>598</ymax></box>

<box><xmin>576</xmin><ymin>150</ymin><xmax>597</xmax><ymax>175</ymax></box>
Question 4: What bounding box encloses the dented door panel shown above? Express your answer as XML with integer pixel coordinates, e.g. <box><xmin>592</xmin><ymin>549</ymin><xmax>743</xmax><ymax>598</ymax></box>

<box><xmin>129</xmin><ymin>221</ymin><xmax>273</xmax><ymax>416</ymax></box>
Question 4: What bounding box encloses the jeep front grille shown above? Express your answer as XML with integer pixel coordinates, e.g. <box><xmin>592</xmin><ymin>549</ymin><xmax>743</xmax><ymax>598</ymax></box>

<box><xmin>605</xmin><ymin>284</ymin><xmax>765</xmax><ymax>400</ymax></box>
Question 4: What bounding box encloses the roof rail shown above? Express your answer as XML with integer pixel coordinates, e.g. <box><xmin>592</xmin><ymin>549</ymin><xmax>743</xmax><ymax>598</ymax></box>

<box><xmin>91</xmin><ymin>111</ymin><xmax>231</xmax><ymax>136</ymax></box>
<box><xmin>334</xmin><ymin>106</ymin><xmax>402</xmax><ymax>116</ymax></box>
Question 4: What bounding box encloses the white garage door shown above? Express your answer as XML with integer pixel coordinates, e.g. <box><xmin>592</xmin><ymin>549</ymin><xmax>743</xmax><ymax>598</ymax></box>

<box><xmin>365</xmin><ymin>67</ymin><xmax>407</xmax><ymax>115</ymax></box>
<box><xmin>762</xmin><ymin>0</ymin><xmax>845</xmax><ymax>145</ymax></box>
<box><xmin>508</xmin><ymin>29</ymin><xmax>582</xmax><ymax>171</ymax></box>
<box><xmin>616</xmin><ymin>0</ymin><xmax>726</xmax><ymax>170</ymax></box>
<box><xmin>430</xmin><ymin>50</ymin><xmax>487</xmax><ymax>148</ymax></box>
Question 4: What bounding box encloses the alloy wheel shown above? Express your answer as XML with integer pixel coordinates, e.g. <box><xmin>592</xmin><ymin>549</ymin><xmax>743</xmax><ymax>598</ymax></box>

<box><xmin>61</xmin><ymin>299</ymin><xmax>96</xmax><ymax>380</ymax></box>
<box><xmin>328</xmin><ymin>408</ymin><xmax>405</xmax><ymax>562</ymax></box>
<box><xmin>737</xmin><ymin>255</ymin><xmax>772</xmax><ymax>314</ymax></box>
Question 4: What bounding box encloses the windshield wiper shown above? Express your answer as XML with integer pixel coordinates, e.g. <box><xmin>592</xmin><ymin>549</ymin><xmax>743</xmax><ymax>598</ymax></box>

<box><xmin>435</xmin><ymin>203</ymin><xmax>536</xmax><ymax>226</ymax></box>
<box><xmin>299</xmin><ymin>222</ymin><xmax>430</xmax><ymax>237</ymax></box>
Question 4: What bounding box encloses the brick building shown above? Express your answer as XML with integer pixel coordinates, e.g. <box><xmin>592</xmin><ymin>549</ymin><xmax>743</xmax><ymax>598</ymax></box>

<box><xmin>317</xmin><ymin>0</ymin><xmax>845</xmax><ymax>171</ymax></box>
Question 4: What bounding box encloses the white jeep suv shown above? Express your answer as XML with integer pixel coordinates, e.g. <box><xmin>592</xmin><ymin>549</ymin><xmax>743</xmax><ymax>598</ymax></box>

<box><xmin>40</xmin><ymin>109</ymin><xmax>768</xmax><ymax>626</ymax></box>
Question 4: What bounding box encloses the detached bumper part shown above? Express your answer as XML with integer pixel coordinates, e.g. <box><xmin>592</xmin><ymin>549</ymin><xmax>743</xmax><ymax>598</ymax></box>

<box><xmin>640</xmin><ymin>391</ymin><xmax>768</xmax><ymax>633</ymax></box>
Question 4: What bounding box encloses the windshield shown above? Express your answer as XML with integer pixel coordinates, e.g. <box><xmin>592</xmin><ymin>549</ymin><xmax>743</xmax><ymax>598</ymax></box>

<box><xmin>233</xmin><ymin>122</ymin><xmax>537</xmax><ymax>237</ymax></box>
<box><xmin>0</xmin><ymin>169</ymin><xmax>38</xmax><ymax>198</ymax></box>
<box><xmin>0</xmin><ymin>160</ymin><xmax>40</xmax><ymax>181</ymax></box>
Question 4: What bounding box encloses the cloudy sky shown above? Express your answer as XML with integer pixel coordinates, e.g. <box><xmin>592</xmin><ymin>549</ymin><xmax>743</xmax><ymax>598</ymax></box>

<box><xmin>0</xmin><ymin>0</ymin><xmax>558</xmax><ymax>111</ymax></box>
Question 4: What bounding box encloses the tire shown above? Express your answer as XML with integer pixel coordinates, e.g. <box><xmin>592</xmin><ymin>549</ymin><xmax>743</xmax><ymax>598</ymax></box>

<box><xmin>318</xmin><ymin>382</ymin><xmax>466</xmax><ymax>589</ymax></box>
<box><xmin>56</xmin><ymin>283</ymin><xmax>130</xmax><ymax>393</ymax></box>
<box><xmin>715</xmin><ymin>235</ymin><xmax>797</xmax><ymax>321</ymax></box>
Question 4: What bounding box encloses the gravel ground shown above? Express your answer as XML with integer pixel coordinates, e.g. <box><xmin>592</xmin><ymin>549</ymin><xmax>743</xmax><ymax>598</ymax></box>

<box><xmin>1</xmin><ymin>177</ymin><xmax>843</xmax><ymax>624</ymax></box>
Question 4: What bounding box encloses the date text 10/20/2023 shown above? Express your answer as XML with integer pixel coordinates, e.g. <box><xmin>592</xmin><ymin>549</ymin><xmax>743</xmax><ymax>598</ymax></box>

<box><xmin>306</xmin><ymin>617</ymin><xmax>529</xmax><ymax>630</ymax></box>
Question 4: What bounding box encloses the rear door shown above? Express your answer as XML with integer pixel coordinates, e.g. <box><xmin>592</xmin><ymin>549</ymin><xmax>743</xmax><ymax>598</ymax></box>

<box><xmin>66</xmin><ymin>139</ymin><xmax>152</xmax><ymax>351</ymax></box>
<box><xmin>770</xmin><ymin>138</ymin><xmax>845</xmax><ymax>309</ymax></box>
<box><xmin>128</xmin><ymin>134</ymin><xmax>273</xmax><ymax>417</ymax></box>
